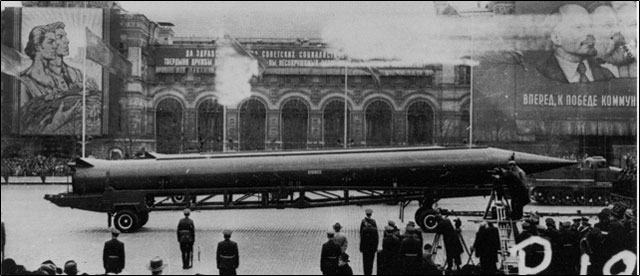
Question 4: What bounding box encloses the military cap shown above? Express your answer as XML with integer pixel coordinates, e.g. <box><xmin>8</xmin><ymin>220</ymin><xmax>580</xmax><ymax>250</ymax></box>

<box><xmin>110</xmin><ymin>227</ymin><xmax>121</xmax><ymax>235</ymax></box>
<box><xmin>407</xmin><ymin>221</ymin><xmax>416</xmax><ymax>227</ymax></box>
<box><xmin>146</xmin><ymin>256</ymin><xmax>167</xmax><ymax>272</ymax></box>
<box><xmin>39</xmin><ymin>264</ymin><xmax>57</xmax><ymax>275</ymax></box>
<box><xmin>388</xmin><ymin>220</ymin><xmax>396</xmax><ymax>226</ymax></box>
<box><xmin>223</xmin><ymin>229</ymin><xmax>233</xmax><ymax>236</ymax></box>
<box><xmin>384</xmin><ymin>225</ymin><xmax>394</xmax><ymax>232</ymax></box>
<box><xmin>183</xmin><ymin>208</ymin><xmax>191</xmax><ymax>215</ymax></box>
<box><xmin>333</xmin><ymin>222</ymin><xmax>342</xmax><ymax>230</ymax></box>
<box><xmin>64</xmin><ymin>260</ymin><xmax>78</xmax><ymax>275</ymax></box>
<box><xmin>406</xmin><ymin>225</ymin><xmax>416</xmax><ymax>232</ymax></box>
<box><xmin>365</xmin><ymin>208</ymin><xmax>373</xmax><ymax>215</ymax></box>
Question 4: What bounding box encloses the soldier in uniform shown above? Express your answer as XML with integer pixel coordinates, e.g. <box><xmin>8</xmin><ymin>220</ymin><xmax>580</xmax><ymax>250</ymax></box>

<box><xmin>400</xmin><ymin>226</ymin><xmax>422</xmax><ymax>275</ymax></box>
<box><xmin>333</xmin><ymin>223</ymin><xmax>348</xmax><ymax>253</ymax></box>
<box><xmin>360</xmin><ymin>208</ymin><xmax>379</xmax><ymax>275</ymax></box>
<box><xmin>216</xmin><ymin>229</ymin><xmax>239</xmax><ymax>275</ymax></box>
<box><xmin>103</xmin><ymin>228</ymin><xmax>125</xmax><ymax>274</ymax></box>
<box><xmin>472</xmin><ymin>221</ymin><xmax>500</xmax><ymax>274</ymax></box>
<box><xmin>578</xmin><ymin>217</ymin><xmax>592</xmax><ymax>238</ymax></box>
<box><xmin>381</xmin><ymin>225</ymin><xmax>401</xmax><ymax>275</ymax></box>
<box><xmin>321</xmin><ymin>231</ymin><xmax>341</xmax><ymax>275</ymax></box>
<box><xmin>177</xmin><ymin>208</ymin><xmax>195</xmax><ymax>269</ymax></box>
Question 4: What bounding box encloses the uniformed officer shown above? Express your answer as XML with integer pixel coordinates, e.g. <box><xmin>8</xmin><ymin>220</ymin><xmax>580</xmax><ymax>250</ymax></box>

<box><xmin>177</xmin><ymin>208</ymin><xmax>195</xmax><ymax>269</ymax></box>
<box><xmin>360</xmin><ymin>209</ymin><xmax>379</xmax><ymax>276</ymax></box>
<box><xmin>217</xmin><ymin>229</ymin><xmax>239</xmax><ymax>275</ymax></box>
<box><xmin>400</xmin><ymin>226</ymin><xmax>422</xmax><ymax>275</ymax></box>
<box><xmin>381</xmin><ymin>225</ymin><xmax>401</xmax><ymax>275</ymax></box>
<box><xmin>321</xmin><ymin>231</ymin><xmax>341</xmax><ymax>275</ymax></box>
<box><xmin>103</xmin><ymin>227</ymin><xmax>125</xmax><ymax>274</ymax></box>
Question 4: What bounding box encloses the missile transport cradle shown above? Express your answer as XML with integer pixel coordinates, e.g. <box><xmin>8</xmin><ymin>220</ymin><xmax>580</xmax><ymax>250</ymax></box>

<box><xmin>44</xmin><ymin>147</ymin><xmax>576</xmax><ymax>232</ymax></box>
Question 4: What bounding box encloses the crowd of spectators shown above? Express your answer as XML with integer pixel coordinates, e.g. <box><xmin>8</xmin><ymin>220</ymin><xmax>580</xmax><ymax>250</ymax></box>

<box><xmin>1</xmin><ymin>155</ymin><xmax>72</xmax><ymax>177</ymax></box>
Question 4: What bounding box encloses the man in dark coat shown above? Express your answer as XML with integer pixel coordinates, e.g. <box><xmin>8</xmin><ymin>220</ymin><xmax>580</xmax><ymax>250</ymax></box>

<box><xmin>381</xmin><ymin>226</ymin><xmax>401</xmax><ymax>275</ymax></box>
<box><xmin>503</xmin><ymin>161</ymin><xmax>530</xmax><ymax>220</ymax></box>
<box><xmin>435</xmin><ymin>215</ymin><xmax>463</xmax><ymax>271</ymax></box>
<box><xmin>360</xmin><ymin>208</ymin><xmax>379</xmax><ymax>276</ymax></box>
<box><xmin>400</xmin><ymin>226</ymin><xmax>422</xmax><ymax>275</ymax></box>
<box><xmin>177</xmin><ymin>208</ymin><xmax>195</xmax><ymax>269</ymax></box>
<box><xmin>321</xmin><ymin>231</ymin><xmax>341</xmax><ymax>275</ymax></box>
<box><xmin>472</xmin><ymin>221</ymin><xmax>500</xmax><ymax>274</ymax></box>
<box><xmin>103</xmin><ymin>228</ymin><xmax>125</xmax><ymax>274</ymax></box>
<box><xmin>217</xmin><ymin>229</ymin><xmax>239</xmax><ymax>275</ymax></box>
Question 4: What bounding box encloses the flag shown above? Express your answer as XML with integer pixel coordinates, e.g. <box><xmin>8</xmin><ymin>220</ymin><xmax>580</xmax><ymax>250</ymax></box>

<box><xmin>224</xmin><ymin>34</ymin><xmax>267</xmax><ymax>75</ymax></box>
<box><xmin>1</xmin><ymin>43</ymin><xmax>29</xmax><ymax>77</ymax></box>
<box><xmin>365</xmin><ymin>65</ymin><xmax>381</xmax><ymax>87</ymax></box>
<box><xmin>86</xmin><ymin>28</ymin><xmax>131</xmax><ymax>77</ymax></box>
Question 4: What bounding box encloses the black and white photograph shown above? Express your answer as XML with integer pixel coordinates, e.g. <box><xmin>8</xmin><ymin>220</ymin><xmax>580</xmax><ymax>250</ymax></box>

<box><xmin>1</xmin><ymin>1</ymin><xmax>638</xmax><ymax>275</ymax></box>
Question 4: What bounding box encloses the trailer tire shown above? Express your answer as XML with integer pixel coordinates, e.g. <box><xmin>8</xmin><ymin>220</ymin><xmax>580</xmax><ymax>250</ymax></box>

<box><xmin>114</xmin><ymin>209</ymin><xmax>139</xmax><ymax>233</ymax></box>
<box><xmin>138</xmin><ymin>212</ymin><xmax>149</xmax><ymax>228</ymax></box>
<box><xmin>416</xmin><ymin>208</ymin><xmax>439</xmax><ymax>233</ymax></box>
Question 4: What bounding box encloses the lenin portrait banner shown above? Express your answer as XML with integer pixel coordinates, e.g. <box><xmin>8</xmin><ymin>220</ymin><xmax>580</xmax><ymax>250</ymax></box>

<box><xmin>472</xmin><ymin>2</ymin><xmax>637</xmax><ymax>144</ymax></box>
<box><xmin>14</xmin><ymin>8</ymin><xmax>105</xmax><ymax>136</ymax></box>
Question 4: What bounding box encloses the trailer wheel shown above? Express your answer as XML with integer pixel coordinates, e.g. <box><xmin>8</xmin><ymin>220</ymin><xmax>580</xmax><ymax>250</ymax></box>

<box><xmin>415</xmin><ymin>207</ymin><xmax>439</xmax><ymax>233</ymax></box>
<box><xmin>171</xmin><ymin>195</ymin><xmax>197</xmax><ymax>204</ymax></box>
<box><xmin>114</xmin><ymin>209</ymin><xmax>139</xmax><ymax>233</ymax></box>
<box><xmin>138</xmin><ymin>212</ymin><xmax>149</xmax><ymax>228</ymax></box>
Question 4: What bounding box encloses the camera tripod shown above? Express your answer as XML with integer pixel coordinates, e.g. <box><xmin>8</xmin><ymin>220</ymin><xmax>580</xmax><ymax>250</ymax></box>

<box><xmin>428</xmin><ymin>218</ymin><xmax>474</xmax><ymax>271</ymax></box>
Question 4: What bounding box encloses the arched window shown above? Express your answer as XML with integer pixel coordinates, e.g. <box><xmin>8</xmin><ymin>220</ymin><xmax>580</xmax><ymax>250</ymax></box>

<box><xmin>239</xmin><ymin>98</ymin><xmax>266</xmax><ymax>151</ymax></box>
<box><xmin>197</xmin><ymin>99</ymin><xmax>224</xmax><ymax>152</ymax></box>
<box><xmin>407</xmin><ymin>101</ymin><xmax>435</xmax><ymax>145</ymax></box>
<box><xmin>365</xmin><ymin>100</ymin><xmax>392</xmax><ymax>146</ymax></box>
<box><xmin>323</xmin><ymin>100</ymin><xmax>351</xmax><ymax>148</ymax></box>
<box><xmin>156</xmin><ymin>98</ymin><xmax>183</xmax><ymax>154</ymax></box>
<box><xmin>281</xmin><ymin>99</ymin><xmax>309</xmax><ymax>150</ymax></box>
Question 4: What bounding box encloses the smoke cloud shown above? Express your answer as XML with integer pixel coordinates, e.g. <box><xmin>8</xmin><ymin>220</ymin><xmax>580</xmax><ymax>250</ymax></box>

<box><xmin>214</xmin><ymin>35</ymin><xmax>260</xmax><ymax>107</ymax></box>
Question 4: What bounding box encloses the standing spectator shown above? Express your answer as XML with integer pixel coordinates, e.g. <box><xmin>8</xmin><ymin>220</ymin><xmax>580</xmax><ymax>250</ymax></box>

<box><xmin>177</xmin><ymin>208</ymin><xmax>195</xmax><ymax>269</ymax></box>
<box><xmin>217</xmin><ymin>229</ymin><xmax>239</xmax><ymax>275</ymax></box>
<box><xmin>435</xmin><ymin>215</ymin><xmax>463</xmax><ymax>271</ymax></box>
<box><xmin>333</xmin><ymin>223</ymin><xmax>348</xmax><ymax>253</ymax></box>
<box><xmin>471</xmin><ymin>221</ymin><xmax>500</xmax><ymax>274</ymax></box>
<box><xmin>359</xmin><ymin>209</ymin><xmax>379</xmax><ymax>275</ymax></box>
<box><xmin>578</xmin><ymin>217</ymin><xmax>593</xmax><ymax>238</ymax></box>
<box><xmin>103</xmin><ymin>227</ymin><xmax>125</xmax><ymax>274</ymax></box>
<box><xmin>336</xmin><ymin>253</ymin><xmax>354</xmax><ymax>275</ymax></box>
<box><xmin>386</xmin><ymin>221</ymin><xmax>400</xmax><ymax>238</ymax></box>
<box><xmin>146</xmin><ymin>256</ymin><xmax>167</xmax><ymax>275</ymax></box>
<box><xmin>380</xmin><ymin>225</ymin><xmax>401</xmax><ymax>275</ymax></box>
<box><xmin>321</xmin><ymin>231</ymin><xmax>341</xmax><ymax>275</ymax></box>
<box><xmin>400</xmin><ymin>226</ymin><xmax>422</xmax><ymax>275</ymax></box>
<box><xmin>504</xmin><ymin>160</ymin><xmax>530</xmax><ymax>220</ymax></box>
<box><xmin>63</xmin><ymin>260</ymin><xmax>88</xmax><ymax>275</ymax></box>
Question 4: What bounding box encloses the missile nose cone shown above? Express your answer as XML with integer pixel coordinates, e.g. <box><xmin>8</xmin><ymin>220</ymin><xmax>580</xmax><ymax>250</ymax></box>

<box><xmin>488</xmin><ymin>148</ymin><xmax>578</xmax><ymax>174</ymax></box>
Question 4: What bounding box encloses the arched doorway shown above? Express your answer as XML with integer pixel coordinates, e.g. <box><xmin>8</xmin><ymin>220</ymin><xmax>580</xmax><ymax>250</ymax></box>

<box><xmin>197</xmin><ymin>99</ymin><xmax>224</xmax><ymax>152</ymax></box>
<box><xmin>239</xmin><ymin>98</ymin><xmax>266</xmax><ymax>151</ymax></box>
<box><xmin>156</xmin><ymin>98</ymin><xmax>183</xmax><ymax>154</ymax></box>
<box><xmin>323</xmin><ymin>100</ymin><xmax>351</xmax><ymax>148</ymax></box>
<box><xmin>281</xmin><ymin>99</ymin><xmax>308</xmax><ymax>150</ymax></box>
<box><xmin>407</xmin><ymin>101</ymin><xmax>435</xmax><ymax>145</ymax></box>
<box><xmin>365</xmin><ymin>100</ymin><xmax>393</xmax><ymax>147</ymax></box>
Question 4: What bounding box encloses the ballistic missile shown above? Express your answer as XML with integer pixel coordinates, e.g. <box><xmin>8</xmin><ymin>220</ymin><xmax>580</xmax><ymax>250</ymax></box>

<box><xmin>61</xmin><ymin>146</ymin><xmax>576</xmax><ymax>194</ymax></box>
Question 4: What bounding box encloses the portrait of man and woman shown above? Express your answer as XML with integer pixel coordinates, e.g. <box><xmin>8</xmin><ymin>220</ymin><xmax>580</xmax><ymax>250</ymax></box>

<box><xmin>19</xmin><ymin>20</ymin><xmax>102</xmax><ymax>135</ymax></box>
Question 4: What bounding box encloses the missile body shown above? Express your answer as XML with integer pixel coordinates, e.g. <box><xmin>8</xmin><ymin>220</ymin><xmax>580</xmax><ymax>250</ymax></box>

<box><xmin>66</xmin><ymin>147</ymin><xmax>576</xmax><ymax>195</ymax></box>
